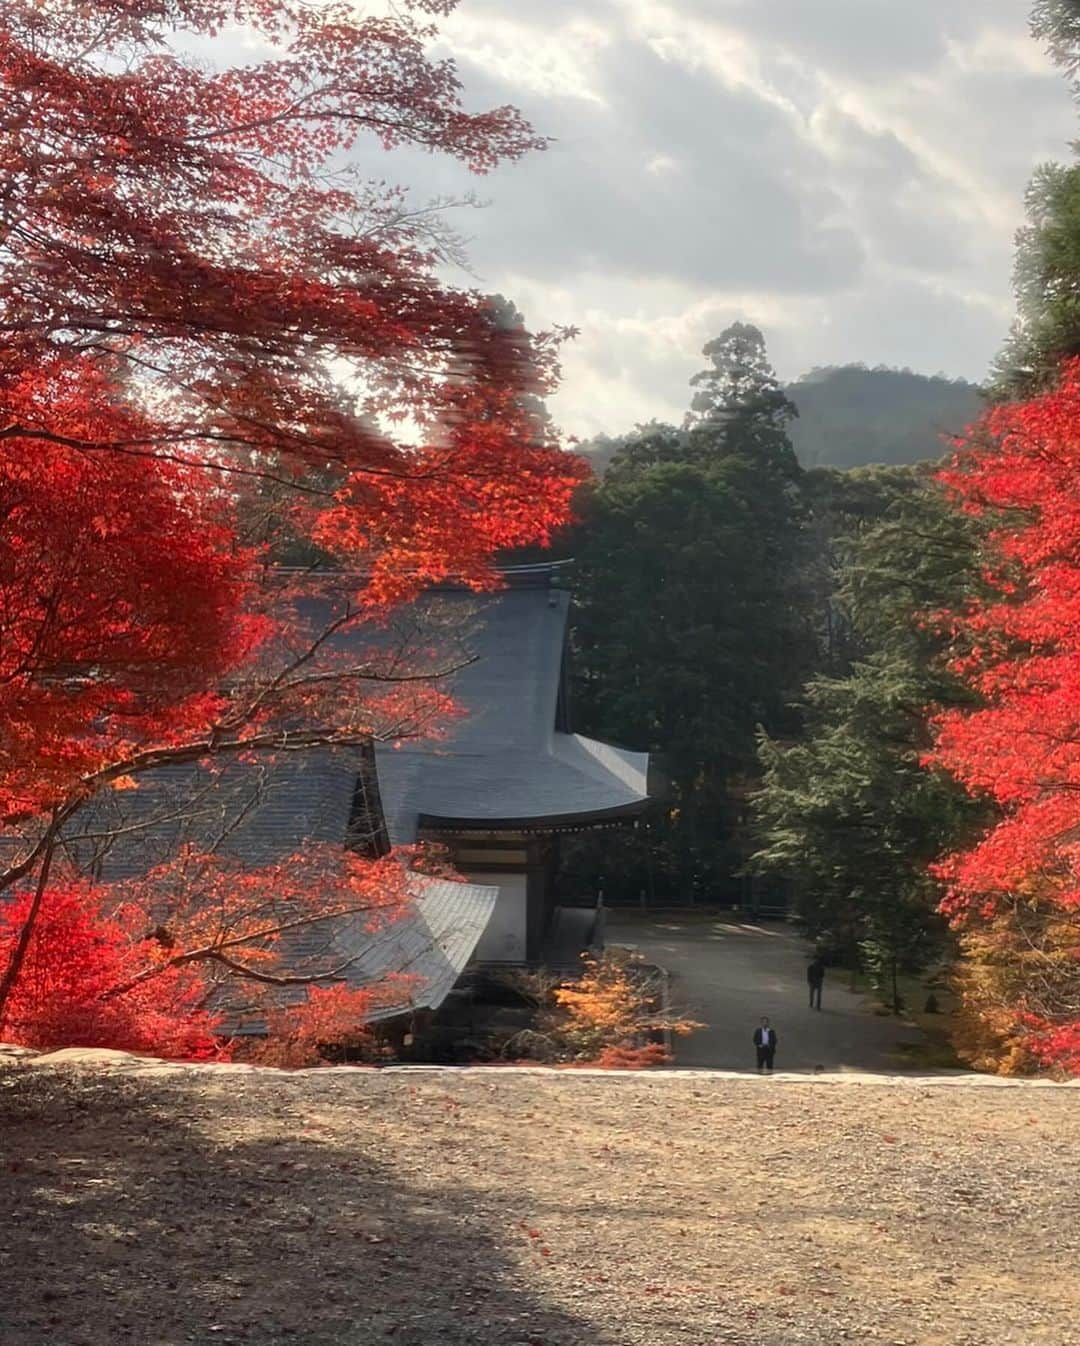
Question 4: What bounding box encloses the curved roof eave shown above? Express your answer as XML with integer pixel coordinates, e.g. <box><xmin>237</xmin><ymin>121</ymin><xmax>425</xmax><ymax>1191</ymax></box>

<box><xmin>417</xmin><ymin>798</ymin><xmax>651</xmax><ymax>834</ymax></box>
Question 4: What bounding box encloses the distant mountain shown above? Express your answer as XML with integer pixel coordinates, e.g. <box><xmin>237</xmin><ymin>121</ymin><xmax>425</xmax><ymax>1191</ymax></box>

<box><xmin>580</xmin><ymin>366</ymin><xmax>984</xmax><ymax>477</ymax></box>
<box><xmin>785</xmin><ymin>365</ymin><xmax>984</xmax><ymax>470</ymax></box>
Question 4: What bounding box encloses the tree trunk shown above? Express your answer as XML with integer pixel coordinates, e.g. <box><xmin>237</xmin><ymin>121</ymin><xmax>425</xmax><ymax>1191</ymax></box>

<box><xmin>0</xmin><ymin>821</ymin><xmax>58</xmax><ymax>1034</ymax></box>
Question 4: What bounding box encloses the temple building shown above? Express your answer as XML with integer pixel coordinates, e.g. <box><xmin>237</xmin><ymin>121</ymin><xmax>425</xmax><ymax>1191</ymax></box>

<box><xmin>80</xmin><ymin>564</ymin><xmax>650</xmax><ymax>1031</ymax></box>
<box><xmin>368</xmin><ymin>564</ymin><xmax>650</xmax><ymax>965</ymax></box>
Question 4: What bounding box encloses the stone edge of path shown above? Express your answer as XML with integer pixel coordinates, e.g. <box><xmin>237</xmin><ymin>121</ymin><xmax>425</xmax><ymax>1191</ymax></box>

<box><xmin>2</xmin><ymin>1043</ymin><xmax>1078</xmax><ymax>1087</ymax></box>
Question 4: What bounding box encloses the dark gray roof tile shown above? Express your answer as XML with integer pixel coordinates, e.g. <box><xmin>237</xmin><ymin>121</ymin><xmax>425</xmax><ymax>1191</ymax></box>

<box><xmin>367</xmin><ymin>586</ymin><xmax>649</xmax><ymax>838</ymax></box>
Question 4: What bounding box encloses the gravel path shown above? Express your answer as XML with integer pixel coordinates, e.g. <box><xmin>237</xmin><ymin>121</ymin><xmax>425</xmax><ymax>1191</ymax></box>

<box><xmin>2</xmin><ymin>1053</ymin><xmax>1078</xmax><ymax>1346</ymax></box>
<box><xmin>606</xmin><ymin>913</ymin><xmax>926</xmax><ymax>1071</ymax></box>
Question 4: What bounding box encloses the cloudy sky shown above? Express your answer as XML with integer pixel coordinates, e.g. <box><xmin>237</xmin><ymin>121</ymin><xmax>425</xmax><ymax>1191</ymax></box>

<box><xmin>230</xmin><ymin>3</ymin><xmax>1078</xmax><ymax>439</ymax></box>
<box><xmin>382</xmin><ymin>1</ymin><xmax>1073</xmax><ymax>440</ymax></box>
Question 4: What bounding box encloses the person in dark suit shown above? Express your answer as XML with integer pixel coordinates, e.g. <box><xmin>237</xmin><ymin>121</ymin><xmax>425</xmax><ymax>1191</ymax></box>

<box><xmin>807</xmin><ymin>957</ymin><xmax>826</xmax><ymax>1010</ymax></box>
<box><xmin>753</xmin><ymin>1017</ymin><xmax>777</xmax><ymax>1072</ymax></box>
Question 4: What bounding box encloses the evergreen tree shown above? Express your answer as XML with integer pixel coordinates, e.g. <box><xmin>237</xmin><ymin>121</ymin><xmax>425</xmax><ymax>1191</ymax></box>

<box><xmin>567</xmin><ymin>327</ymin><xmax>807</xmax><ymax>899</ymax></box>
<box><xmin>1032</xmin><ymin>0</ymin><xmax>1080</xmax><ymax>83</ymax></box>
<box><xmin>687</xmin><ymin>322</ymin><xmax>799</xmax><ymax>442</ymax></box>
<box><xmin>751</xmin><ymin>467</ymin><xmax>987</xmax><ymax>1005</ymax></box>
<box><xmin>992</xmin><ymin>2</ymin><xmax>1080</xmax><ymax>395</ymax></box>
<box><xmin>992</xmin><ymin>163</ymin><xmax>1080</xmax><ymax>397</ymax></box>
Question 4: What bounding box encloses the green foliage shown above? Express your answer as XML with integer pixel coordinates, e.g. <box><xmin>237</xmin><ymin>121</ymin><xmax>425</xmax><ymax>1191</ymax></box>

<box><xmin>584</xmin><ymin>365</ymin><xmax>983</xmax><ymax>476</ymax></box>
<box><xmin>990</xmin><ymin>3</ymin><xmax>1080</xmax><ymax>397</ymax></box>
<box><xmin>574</xmin><ymin>453</ymin><xmax>793</xmax><ymax>769</ymax></box>
<box><xmin>496</xmin><ymin>951</ymin><xmax>696</xmax><ymax>1066</ymax></box>
<box><xmin>1032</xmin><ymin>0</ymin><xmax>1080</xmax><ymax>83</ymax></box>
<box><xmin>686</xmin><ymin>323</ymin><xmax>800</xmax><ymax>451</ymax></box>
<box><xmin>567</xmin><ymin>326</ymin><xmax>809</xmax><ymax>898</ymax></box>
<box><xmin>993</xmin><ymin>163</ymin><xmax>1080</xmax><ymax>398</ymax></box>
<box><xmin>750</xmin><ymin>467</ymin><xmax>988</xmax><ymax>996</ymax></box>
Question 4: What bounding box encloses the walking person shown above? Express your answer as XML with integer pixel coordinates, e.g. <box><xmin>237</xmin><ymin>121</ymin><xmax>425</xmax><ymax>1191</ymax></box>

<box><xmin>753</xmin><ymin>1017</ymin><xmax>777</xmax><ymax>1073</ymax></box>
<box><xmin>807</xmin><ymin>955</ymin><xmax>826</xmax><ymax>1010</ymax></box>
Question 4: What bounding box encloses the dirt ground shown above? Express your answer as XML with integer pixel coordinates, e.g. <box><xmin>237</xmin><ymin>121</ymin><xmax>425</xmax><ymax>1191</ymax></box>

<box><xmin>2</xmin><ymin>1052</ymin><xmax>1079</xmax><ymax>1346</ymax></box>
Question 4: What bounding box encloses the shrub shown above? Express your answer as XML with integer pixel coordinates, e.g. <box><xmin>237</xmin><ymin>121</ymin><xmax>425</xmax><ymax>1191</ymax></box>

<box><xmin>499</xmin><ymin>949</ymin><xmax>701</xmax><ymax>1067</ymax></box>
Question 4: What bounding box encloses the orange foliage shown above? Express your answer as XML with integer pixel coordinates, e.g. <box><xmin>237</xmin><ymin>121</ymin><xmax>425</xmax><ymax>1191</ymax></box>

<box><xmin>108</xmin><ymin>843</ymin><xmax>418</xmax><ymax>997</ymax></box>
<box><xmin>546</xmin><ymin>949</ymin><xmax>700</xmax><ymax>1066</ymax></box>
<box><xmin>244</xmin><ymin>986</ymin><xmax>387</xmax><ymax>1069</ymax></box>
<box><xmin>946</xmin><ymin>902</ymin><xmax>1080</xmax><ymax>1077</ymax></box>
<box><xmin>589</xmin><ymin>1043</ymin><xmax>673</xmax><ymax>1070</ymax></box>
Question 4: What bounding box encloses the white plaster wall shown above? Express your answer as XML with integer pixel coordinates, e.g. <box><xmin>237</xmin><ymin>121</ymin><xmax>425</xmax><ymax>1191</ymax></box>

<box><xmin>470</xmin><ymin>872</ymin><xmax>528</xmax><ymax>962</ymax></box>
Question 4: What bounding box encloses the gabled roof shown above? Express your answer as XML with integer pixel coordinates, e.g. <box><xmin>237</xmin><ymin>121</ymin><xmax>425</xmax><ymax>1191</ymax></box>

<box><xmin>366</xmin><ymin>579</ymin><xmax>650</xmax><ymax>842</ymax></box>
<box><xmin>73</xmin><ymin>569</ymin><xmax>650</xmax><ymax>866</ymax></box>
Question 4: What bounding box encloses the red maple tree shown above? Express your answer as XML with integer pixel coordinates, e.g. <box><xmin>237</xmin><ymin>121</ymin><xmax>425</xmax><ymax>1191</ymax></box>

<box><xmin>0</xmin><ymin>0</ymin><xmax>586</xmax><ymax>1053</ymax></box>
<box><xmin>930</xmin><ymin>359</ymin><xmax>1080</xmax><ymax>1074</ymax></box>
<box><xmin>0</xmin><ymin>883</ymin><xmax>223</xmax><ymax>1060</ymax></box>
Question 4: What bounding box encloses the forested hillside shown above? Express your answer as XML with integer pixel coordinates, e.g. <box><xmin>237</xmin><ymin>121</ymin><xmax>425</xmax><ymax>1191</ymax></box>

<box><xmin>786</xmin><ymin>366</ymin><xmax>983</xmax><ymax>468</ymax></box>
<box><xmin>583</xmin><ymin>366</ymin><xmax>983</xmax><ymax>475</ymax></box>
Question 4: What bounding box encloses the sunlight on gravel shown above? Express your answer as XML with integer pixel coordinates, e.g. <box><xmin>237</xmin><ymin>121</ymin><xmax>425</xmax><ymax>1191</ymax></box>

<box><xmin>2</xmin><ymin>1057</ymin><xmax>1078</xmax><ymax>1346</ymax></box>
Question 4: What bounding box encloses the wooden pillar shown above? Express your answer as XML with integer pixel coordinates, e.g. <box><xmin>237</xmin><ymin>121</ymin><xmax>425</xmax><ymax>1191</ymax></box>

<box><xmin>525</xmin><ymin>835</ymin><xmax>557</xmax><ymax>962</ymax></box>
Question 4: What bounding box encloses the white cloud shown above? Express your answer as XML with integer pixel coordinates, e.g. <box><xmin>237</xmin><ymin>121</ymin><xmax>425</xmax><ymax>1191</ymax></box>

<box><xmin>366</xmin><ymin>2</ymin><xmax>1077</xmax><ymax>435</ymax></box>
<box><xmin>644</xmin><ymin>154</ymin><xmax>681</xmax><ymax>176</ymax></box>
<box><xmin>436</xmin><ymin>11</ymin><xmax>612</xmax><ymax>105</ymax></box>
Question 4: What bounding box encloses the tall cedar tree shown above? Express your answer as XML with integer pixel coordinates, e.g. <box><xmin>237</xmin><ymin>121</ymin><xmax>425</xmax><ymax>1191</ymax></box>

<box><xmin>752</xmin><ymin>467</ymin><xmax>986</xmax><ymax>1010</ymax></box>
<box><xmin>567</xmin><ymin>325</ymin><xmax>806</xmax><ymax>899</ymax></box>
<box><xmin>992</xmin><ymin>161</ymin><xmax>1080</xmax><ymax>398</ymax></box>
<box><xmin>1033</xmin><ymin>0</ymin><xmax>1080</xmax><ymax>82</ymax></box>
<box><xmin>0</xmin><ymin>0</ymin><xmax>585</xmax><ymax>1054</ymax></box>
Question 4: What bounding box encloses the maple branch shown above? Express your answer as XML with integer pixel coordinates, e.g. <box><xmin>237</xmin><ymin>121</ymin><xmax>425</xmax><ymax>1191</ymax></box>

<box><xmin>217</xmin><ymin>605</ymin><xmax>363</xmax><ymax>730</ymax></box>
<box><xmin>0</xmin><ymin>811</ymin><xmax>59</xmax><ymax>1030</ymax></box>
<box><xmin>0</xmin><ymin>731</ymin><xmax>354</xmax><ymax>899</ymax></box>
<box><xmin>0</xmin><ymin>623</ymin><xmax>467</xmax><ymax>898</ymax></box>
<box><xmin>101</xmin><ymin>899</ymin><xmax>400</xmax><ymax>1000</ymax></box>
<box><xmin>190</xmin><ymin>949</ymin><xmax>362</xmax><ymax>989</ymax></box>
<box><xmin>0</xmin><ymin>423</ymin><xmax>340</xmax><ymax>496</ymax></box>
<box><xmin>271</xmin><ymin>655</ymin><xmax>477</xmax><ymax>696</ymax></box>
<box><xmin>0</xmin><ymin>803</ymin><xmax>83</xmax><ymax>896</ymax></box>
